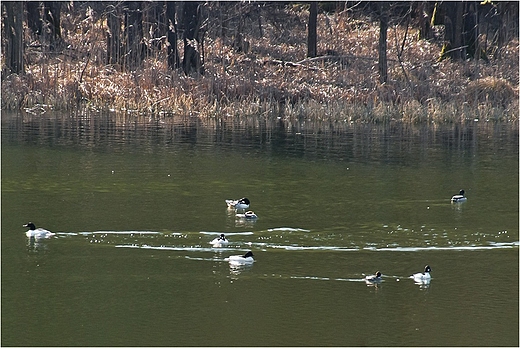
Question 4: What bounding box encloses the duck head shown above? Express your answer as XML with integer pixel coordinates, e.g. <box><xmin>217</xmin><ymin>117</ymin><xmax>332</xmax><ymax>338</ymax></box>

<box><xmin>424</xmin><ymin>265</ymin><xmax>432</xmax><ymax>273</ymax></box>
<box><xmin>23</xmin><ymin>222</ymin><xmax>36</xmax><ymax>230</ymax></box>
<box><xmin>238</xmin><ymin>197</ymin><xmax>250</xmax><ymax>205</ymax></box>
<box><xmin>243</xmin><ymin>251</ymin><xmax>254</xmax><ymax>258</ymax></box>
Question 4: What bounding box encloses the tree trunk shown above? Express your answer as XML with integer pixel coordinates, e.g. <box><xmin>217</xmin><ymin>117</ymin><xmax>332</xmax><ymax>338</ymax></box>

<box><xmin>378</xmin><ymin>4</ymin><xmax>388</xmax><ymax>83</ymax></box>
<box><xmin>452</xmin><ymin>2</ymin><xmax>464</xmax><ymax>60</ymax></box>
<box><xmin>3</xmin><ymin>1</ymin><xmax>24</xmax><ymax>74</ymax></box>
<box><xmin>106</xmin><ymin>2</ymin><xmax>122</xmax><ymax>68</ymax></box>
<box><xmin>233</xmin><ymin>4</ymin><xmax>248</xmax><ymax>53</ymax></box>
<box><xmin>42</xmin><ymin>1</ymin><xmax>62</xmax><ymax>50</ymax></box>
<box><xmin>166</xmin><ymin>1</ymin><xmax>180</xmax><ymax>70</ymax></box>
<box><xmin>43</xmin><ymin>2</ymin><xmax>61</xmax><ymax>38</ymax></box>
<box><xmin>417</xmin><ymin>2</ymin><xmax>432</xmax><ymax>40</ymax></box>
<box><xmin>27</xmin><ymin>1</ymin><xmax>42</xmax><ymax>36</ymax></box>
<box><xmin>124</xmin><ymin>1</ymin><xmax>144</xmax><ymax>71</ymax></box>
<box><xmin>442</xmin><ymin>2</ymin><xmax>464</xmax><ymax>60</ymax></box>
<box><xmin>441</xmin><ymin>2</ymin><xmax>480</xmax><ymax>61</ymax></box>
<box><xmin>463</xmin><ymin>2</ymin><xmax>478</xmax><ymax>59</ymax></box>
<box><xmin>307</xmin><ymin>2</ymin><xmax>317</xmax><ymax>58</ymax></box>
<box><xmin>182</xmin><ymin>1</ymin><xmax>203</xmax><ymax>75</ymax></box>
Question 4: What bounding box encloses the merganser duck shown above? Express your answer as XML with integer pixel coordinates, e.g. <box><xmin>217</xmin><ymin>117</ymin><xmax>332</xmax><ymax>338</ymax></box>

<box><xmin>225</xmin><ymin>251</ymin><xmax>254</xmax><ymax>265</ymax></box>
<box><xmin>23</xmin><ymin>222</ymin><xmax>55</xmax><ymax>239</ymax></box>
<box><xmin>410</xmin><ymin>265</ymin><xmax>431</xmax><ymax>282</ymax></box>
<box><xmin>451</xmin><ymin>190</ymin><xmax>467</xmax><ymax>203</ymax></box>
<box><xmin>226</xmin><ymin>197</ymin><xmax>250</xmax><ymax>211</ymax></box>
<box><xmin>365</xmin><ymin>271</ymin><xmax>382</xmax><ymax>283</ymax></box>
<box><xmin>210</xmin><ymin>233</ymin><xmax>229</xmax><ymax>247</ymax></box>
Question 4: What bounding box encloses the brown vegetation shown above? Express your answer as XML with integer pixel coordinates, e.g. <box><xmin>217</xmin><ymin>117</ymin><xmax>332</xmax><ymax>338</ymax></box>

<box><xmin>1</xmin><ymin>3</ymin><xmax>518</xmax><ymax>124</ymax></box>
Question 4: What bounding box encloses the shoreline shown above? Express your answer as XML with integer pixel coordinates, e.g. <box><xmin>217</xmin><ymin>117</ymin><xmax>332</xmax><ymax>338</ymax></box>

<box><xmin>1</xmin><ymin>3</ymin><xmax>518</xmax><ymax>125</ymax></box>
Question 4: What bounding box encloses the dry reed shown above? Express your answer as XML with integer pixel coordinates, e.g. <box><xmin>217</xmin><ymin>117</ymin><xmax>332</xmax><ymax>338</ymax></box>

<box><xmin>2</xmin><ymin>3</ymin><xmax>518</xmax><ymax>124</ymax></box>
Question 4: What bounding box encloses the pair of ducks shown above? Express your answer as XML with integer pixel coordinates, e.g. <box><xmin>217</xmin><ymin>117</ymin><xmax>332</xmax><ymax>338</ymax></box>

<box><xmin>210</xmin><ymin>233</ymin><xmax>254</xmax><ymax>265</ymax></box>
<box><xmin>221</xmin><ymin>197</ymin><xmax>257</xmax><ymax>264</ymax></box>
<box><xmin>365</xmin><ymin>265</ymin><xmax>432</xmax><ymax>283</ymax></box>
<box><xmin>225</xmin><ymin>197</ymin><xmax>258</xmax><ymax>219</ymax></box>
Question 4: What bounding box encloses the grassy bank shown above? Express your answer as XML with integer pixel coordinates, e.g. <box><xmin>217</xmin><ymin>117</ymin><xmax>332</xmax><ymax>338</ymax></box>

<box><xmin>1</xmin><ymin>4</ymin><xmax>518</xmax><ymax>124</ymax></box>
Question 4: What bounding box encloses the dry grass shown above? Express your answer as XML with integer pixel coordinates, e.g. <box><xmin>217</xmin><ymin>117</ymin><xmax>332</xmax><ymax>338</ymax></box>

<box><xmin>2</xmin><ymin>3</ymin><xmax>518</xmax><ymax>124</ymax></box>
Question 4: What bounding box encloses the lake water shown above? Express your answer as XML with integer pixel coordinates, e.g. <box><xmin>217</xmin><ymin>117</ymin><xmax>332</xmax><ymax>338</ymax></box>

<box><xmin>2</xmin><ymin>111</ymin><xmax>518</xmax><ymax>346</ymax></box>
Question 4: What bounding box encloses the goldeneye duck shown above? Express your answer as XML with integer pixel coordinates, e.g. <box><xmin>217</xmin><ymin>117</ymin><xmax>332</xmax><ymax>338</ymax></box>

<box><xmin>410</xmin><ymin>265</ymin><xmax>431</xmax><ymax>282</ymax></box>
<box><xmin>210</xmin><ymin>233</ymin><xmax>229</xmax><ymax>247</ymax></box>
<box><xmin>236</xmin><ymin>211</ymin><xmax>258</xmax><ymax>220</ymax></box>
<box><xmin>451</xmin><ymin>190</ymin><xmax>467</xmax><ymax>203</ymax></box>
<box><xmin>225</xmin><ymin>251</ymin><xmax>254</xmax><ymax>264</ymax></box>
<box><xmin>23</xmin><ymin>222</ymin><xmax>55</xmax><ymax>239</ymax></box>
<box><xmin>365</xmin><ymin>271</ymin><xmax>382</xmax><ymax>283</ymax></box>
<box><xmin>226</xmin><ymin>197</ymin><xmax>250</xmax><ymax>211</ymax></box>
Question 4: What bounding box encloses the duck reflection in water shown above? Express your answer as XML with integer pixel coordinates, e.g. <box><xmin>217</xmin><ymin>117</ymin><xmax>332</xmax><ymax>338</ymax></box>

<box><xmin>26</xmin><ymin>237</ymin><xmax>50</xmax><ymax>253</ymax></box>
<box><xmin>228</xmin><ymin>262</ymin><xmax>254</xmax><ymax>277</ymax></box>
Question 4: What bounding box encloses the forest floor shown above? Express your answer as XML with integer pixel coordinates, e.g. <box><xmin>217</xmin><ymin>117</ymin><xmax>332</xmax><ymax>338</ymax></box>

<box><xmin>1</xmin><ymin>5</ymin><xmax>518</xmax><ymax>124</ymax></box>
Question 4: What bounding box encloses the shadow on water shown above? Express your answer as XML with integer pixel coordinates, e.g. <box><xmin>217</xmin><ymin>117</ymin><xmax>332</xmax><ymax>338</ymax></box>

<box><xmin>2</xmin><ymin>110</ymin><xmax>518</xmax><ymax>164</ymax></box>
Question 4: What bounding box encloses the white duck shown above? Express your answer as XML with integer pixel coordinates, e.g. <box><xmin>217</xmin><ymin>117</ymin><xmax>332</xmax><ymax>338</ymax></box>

<box><xmin>410</xmin><ymin>265</ymin><xmax>432</xmax><ymax>282</ymax></box>
<box><xmin>210</xmin><ymin>233</ymin><xmax>229</xmax><ymax>247</ymax></box>
<box><xmin>23</xmin><ymin>222</ymin><xmax>55</xmax><ymax>239</ymax></box>
<box><xmin>225</xmin><ymin>251</ymin><xmax>254</xmax><ymax>265</ymax></box>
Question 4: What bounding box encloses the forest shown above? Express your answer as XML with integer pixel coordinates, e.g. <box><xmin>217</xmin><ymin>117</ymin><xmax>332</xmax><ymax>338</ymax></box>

<box><xmin>1</xmin><ymin>1</ymin><xmax>518</xmax><ymax>123</ymax></box>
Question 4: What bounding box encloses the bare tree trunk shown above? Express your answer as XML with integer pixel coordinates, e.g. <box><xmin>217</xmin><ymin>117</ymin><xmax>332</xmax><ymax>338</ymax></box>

<box><xmin>166</xmin><ymin>1</ymin><xmax>180</xmax><ymax>70</ymax></box>
<box><xmin>232</xmin><ymin>4</ymin><xmax>249</xmax><ymax>53</ymax></box>
<box><xmin>43</xmin><ymin>2</ymin><xmax>61</xmax><ymax>39</ymax></box>
<box><xmin>106</xmin><ymin>3</ymin><xmax>122</xmax><ymax>68</ymax></box>
<box><xmin>378</xmin><ymin>3</ymin><xmax>388</xmax><ymax>83</ymax></box>
<box><xmin>417</xmin><ymin>1</ymin><xmax>432</xmax><ymax>40</ymax></box>
<box><xmin>441</xmin><ymin>2</ymin><xmax>464</xmax><ymax>60</ymax></box>
<box><xmin>182</xmin><ymin>1</ymin><xmax>203</xmax><ymax>75</ymax></box>
<box><xmin>124</xmin><ymin>1</ymin><xmax>144</xmax><ymax>71</ymax></box>
<box><xmin>452</xmin><ymin>2</ymin><xmax>464</xmax><ymax>60</ymax></box>
<box><xmin>463</xmin><ymin>2</ymin><xmax>479</xmax><ymax>59</ymax></box>
<box><xmin>307</xmin><ymin>2</ymin><xmax>317</xmax><ymax>58</ymax></box>
<box><xmin>3</xmin><ymin>1</ymin><xmax>24</xmax><ymax>74</ymax></box>
<box><xmin>27</xmin><ymin>1</ymin><xmax>42</xmax><ymax>36</ymax></box>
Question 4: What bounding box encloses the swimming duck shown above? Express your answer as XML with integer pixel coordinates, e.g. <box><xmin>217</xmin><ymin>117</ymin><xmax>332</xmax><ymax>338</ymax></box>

<box><xmin>210</xmin><ymin>233</ymin><xmax>229</xmax><ymax>247</ymax></box>
<box><xmin>226</xmin><ymin>251</ymin><xmax>254</xmax><ymax>265</ymax></box>
<box><xmin>23</xmin><ymin>222</ymin><xmax>55</xmax><ymax>239</ymax></box>
<box><xmin>243</xmin><ymin>211</ymin><xmax>258</xmax><ymax>219</ymax></box>
<box><xmin>226</xmin><ymin>197</ymin><xmax>250</xmax><ymax>211</ymax></box>
<box><xmin>451</xmin><ymin>190</ymin><xmax>467</xmax><ymax>203</ymax></box>
<box><xmin>410</xmin><ymin>265</ymin><xmax>431</xmax><ymax>282</ymax></box>
<box><xmin>365</xmin><ymin>271</ymin><xmax>382</xmax><ymax>283</ymax></box>
<box><xmin>236</xmin><ymin>211</ymin><xmax>258</xmax><ymax>220</ymax></box>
